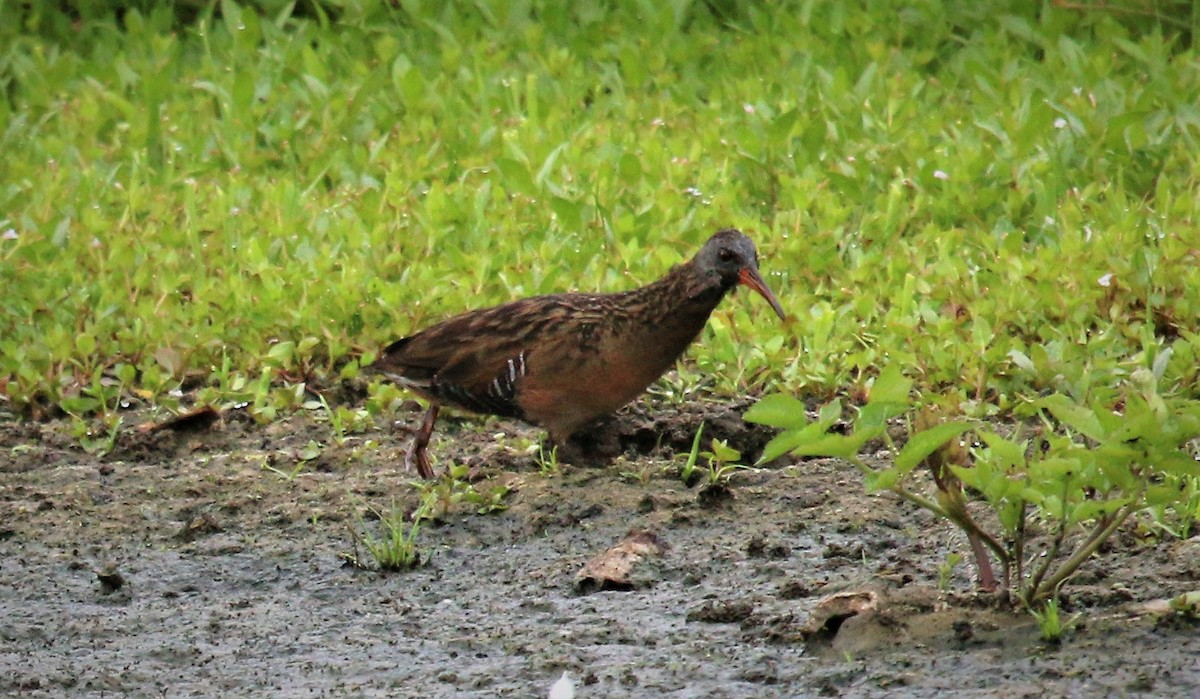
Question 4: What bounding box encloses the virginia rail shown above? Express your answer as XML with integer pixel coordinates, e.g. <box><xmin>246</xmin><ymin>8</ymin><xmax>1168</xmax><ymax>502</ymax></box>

<box><xmin>371</xmin><ymin>228</ymin><xmax>786</xmax><ymax>478</ymax></box>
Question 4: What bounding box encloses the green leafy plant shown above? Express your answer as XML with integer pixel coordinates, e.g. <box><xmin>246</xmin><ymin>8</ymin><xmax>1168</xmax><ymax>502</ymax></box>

<box><xmin>419</xmin><ymin>462</ymin><xmax>511</xmax><ymax>518</ymax></box>
<box><xmin>262</xmin><ymin>439</ymin><xmax>322</xmax><ymax>480</ymax></box>
<box><xmin>937</xmin><ymin>553</ymin><xmax>963</xmax><ymax>592</ymax></box>
<box><xmin>681</xmin><ymin>427</ymin><xmax>744</xmax><ymax>487</ymax></box>
<box><xmin>59</xmin><ymin>367</ymin><xmax>128</xmax><ymax>456</ymax></box>
<box><xmin>1168</xmin><ymin>590</ymin><xmax>1200</xmax><ymax>618</ymax></box>
<box><xmin>348</xmin><ymin>497</ymin><xmax>431</xmax><ymax>572</ymax></box>
<box><xmin>748</xmin><ymin>362</ymin><xmax>1200</xmax><ymax>608</ymax></box>
<box><xmin>679</xmin><ymin>424</ymin><xmax>748</xmax><ymax>486</ymax></box>
<box><xmin>1144</xmin><ymin>475</ymin><xmax>1200</xmax><ymax>540</ymax></box>
<box><xmin>535</xmin><ymin>443</ymin><xmax>560</xmax><ymax>477</ymax></box>
<box><xmin>308</xmin><ymin>394</ymin><xmax>372</xmax><ymax>447</ymax></box>
<box><xmin>701</xmin><ymin>438</ymin><xmax>746</xmax><ymax>486</ymax></box>
<box><xmin>679</xmin><ymin>423</ymin><xmax>705</xmax><ymax>486</ymax></box>
<box><xmin>1031</xmin><ymin>598</ymin><xmax>1081</xmax><ymax>644</ymax></box>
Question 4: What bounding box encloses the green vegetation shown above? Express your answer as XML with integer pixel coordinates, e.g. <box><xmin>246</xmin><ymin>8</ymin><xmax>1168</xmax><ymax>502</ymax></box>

<box><xmin>749</xmin><ymin>363</ymin><xmax>1200</xmax><ymax>607</ymax></box>
<box><xmin>679</xmin><ymin>423</ymin><xmax>747</xmax><ymax>486</ymax></box>
<box><xmin>535</xmin><ymin>443</ymin><xmax>560</xmax><ymax>476</ymax></box>
<box><xmin>1168</xmin><ymin>590</ymin><xmax>1200</xmax><ymax>617</ymax></box>
<box><xmin>1031</xmin><ymin>597</ymin><xmax>1082</xmax><ymax>644</ymax></box>
<box><xmin>3</xmin><ymin>1</ymin><xmax>1198</xmax><ymax>423</ymax></box>
<box><xmin>345</xmin><ymin>464</ymin><xmax>510</xmax><ymax>571</ymax></box>
<box><xmin>420</xmin><ymin>461</ymin><xmax>511</xmax><ymax>517</ymax></box>
<box><xmin>349</xmin><ymin>498</ymin><xmax>429</xmax><ymax>571</ymax></box>
<box><xmin>679</xmin><ymin>423</ymin><xmax>706</xmax><ymax>486</ymax></box>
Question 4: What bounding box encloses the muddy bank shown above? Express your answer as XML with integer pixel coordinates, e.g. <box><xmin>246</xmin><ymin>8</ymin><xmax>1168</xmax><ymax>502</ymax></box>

<box><xmin>2</xmin><ymin>398</ymin><xmax>1199</xmax><ymax>697</ymax></box>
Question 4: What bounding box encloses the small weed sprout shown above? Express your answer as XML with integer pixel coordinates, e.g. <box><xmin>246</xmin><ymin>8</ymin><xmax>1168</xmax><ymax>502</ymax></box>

<box><xmin>262</xmin><ymin>440</ymin><xmax>322</xmax><ymax>480</ymax></box>
<box><xmin>937</xmin><ymin>552</ymin><xmax>963</xmax><ymax>592</ymax></box>
<box><xmin>536</xmin><ymin>443</ymin><xmax>560</xmax><ymax>476</ymax></box>
<box><xmin>354</xmin><ymin>498</ymin><xmax>431</xmax><ymax>571</ymax></box>
<box><xmin>680</xmin><ymin>425</ymin><xmax>747</xmax><ymax>486</ymax></box>
<box><xmin>702</xmin><ymin>438</ymin><xmax>745</xmax><ymax>485</ymax></box>
<box><xmin>60</xmin><ymin>367</ymin><xmax>127</xmax><ymax>456</ymax></box>
<box><xmin>680</xmin><ymin>423</ymin><xmax>705</xmax><ymax>486</ymax></box>
<box><xmin>420</xmin><ymin>462</ymin><xmax>511</xmax><ymax>517</ymax></box>
<box><xmin>1031</xmin><ymin>598</ymin><xmax>1081</xmax><ymax>644</ymax></box>
<box><xmin>1168</xmin><ymin>591</ymin><xmax>1200</xmax><ymax>618</ymax></box>
<box><xmin>310</xmin><ymin>394</ymin><xmax>371</xmax><ymax>447</ymax></box>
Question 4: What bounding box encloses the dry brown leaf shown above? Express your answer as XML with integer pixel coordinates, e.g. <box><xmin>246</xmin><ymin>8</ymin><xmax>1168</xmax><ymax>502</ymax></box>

<box><xmin>575</xmin><ymin>529</ymin><xmax>667</xmax><ymax>593</ymax></box>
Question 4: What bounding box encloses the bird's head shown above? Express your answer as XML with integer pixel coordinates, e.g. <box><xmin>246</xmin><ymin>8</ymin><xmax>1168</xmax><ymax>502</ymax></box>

<box><xmin>693</xmin><ymin>229</ymin><xmax>786</xmax><ymax>320</ymax></box>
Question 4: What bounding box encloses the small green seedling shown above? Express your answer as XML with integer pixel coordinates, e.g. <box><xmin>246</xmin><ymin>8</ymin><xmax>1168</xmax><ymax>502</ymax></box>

<box><xmin>701</xmin><ymin>438</ymin><xmax>745</xmax><ymax>485</ymax></box>
<box><xmin>350</xmin><ymin>497</ymin><xmax>431</xmax><ymax>571</ymax></box>
<box><xmin>419</xmin><ymin>462</ymin><xmax>511</xmax><ymax>518</ymax></box>
<box><xmin>1168</xmin><ymin>591</ymin><xmax>1200</xmax><ymax>618</ymax></box>
<box><xmin>60</xmin><ymin>367</ymin><xmax>127</xmax><ymax>455</ymax></box>
<box><xmin>1031</xmin><ymin>598</ymin><xmax>1081</xmax><ymax>644</ymax></box>
<box><xmin>679</xmin><ymin>423</ymin><xmax>705</xmax><ymax>486</ymax></box>
<box><xmin>535</xmin><ymin>443</ymin><xmax>560</xmax><ymax>476</ymax></box>
<box><xmin>262</xmin><ymin>439</ymin><xmax>321</xmax><ymax>480</ymax></box>
<box><xmin>68</xmin><ymin>414</ymin><xmax>123</xmax><ymax>456</ymax></box>
<box><xmin>308</xmin><ymin>394</ymin><xmax>371</xmax><ymax>447</ymax></box>
<box><xmin>937</xmin><ymin>552</ymin><xmax>963</xmax><ymax>592</ymax></box>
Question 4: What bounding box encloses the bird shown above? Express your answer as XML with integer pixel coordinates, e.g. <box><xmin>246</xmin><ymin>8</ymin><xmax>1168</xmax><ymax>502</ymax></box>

<box><xmin>369</xmin><ymin>228</ymin><xmax>786</xmax><ymax>479</ymax></box>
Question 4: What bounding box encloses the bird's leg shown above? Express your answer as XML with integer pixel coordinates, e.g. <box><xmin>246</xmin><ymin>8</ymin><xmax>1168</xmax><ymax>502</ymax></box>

<box><xmin>404</xmin><ymin>404</ymin><xmax>440</xmax><ymax>479</ymax></box>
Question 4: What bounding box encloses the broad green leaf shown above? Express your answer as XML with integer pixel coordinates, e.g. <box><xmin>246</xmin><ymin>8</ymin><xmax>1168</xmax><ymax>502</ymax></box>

<box><xmin>895</xmin><ymin>421</ymin><xmax>973</xmax><ymax>474</ymax></box>
<box><xmin>787</xmin><ymin>432</ymin><xmax>863</xmax><ymax>460</ymax></box>
<box><xmin>744</xmin><ymin>393</ymin><xmax>809</xmax><ymax>429</ymax></box>
<box><xmin>1036</xmin><ymin>395</ymin><xmax>1107</xmax><ymax>442</ymax></box>
<box><xmin>976</xmin><ymin>430</ymin><xmax>1027</xmax><ymax>470</ymax></box>
<box><xmin>1152</xmin><ymin>347</ymin><xmax>1174</xmax><ymax>381</ymax></box>
<box><xmin>1029</xmin><ymin>456</ymin><xmax>1083</xmax><ymax>483</ymax></box>
<box><xmin>1094</xmin><ymin>445</ymin><xmax>1138</xmax><ymax>490</ymax></box>
<box><xmin>868</xmin><ymin>364</ymin><xmax>912</xmax><ymax>405</ymax></box>
<box><xmin>60</xmin><ymin>396</ymin><xmax>101</xmax><ymax>415</ymax></box>
<box><xmin>1069</xmin><ymin>498</ymin><xmax>1128</xmax><ymax>525</ymax></box>
<box><xmin>1007</xmin><ymin>349</ymin><xmax>1035</xmax><ymax>372</ymax></box>
<box><xmin>865</xmin><ymin>467</ymin><xmax>902</xmax><ymax>492</ymax></box>
<box><xmin>816</xmin><ymin>399</ymin><xmax>844</xmax><ymax>428</ymax></box>
<box><xmin>948</xmin><ymin>462</ymin><xmax>988</xmax><ymax>493</ymax></box>
<box><xmin>846</xmin><ymin>423</ymin><xmax>887</xmax><ymax>452</ymax></box>
<box><xmin>496</xmin><ymin>158</ymin><xmax>535</xmax><ymax>195</ymax></box>
<box><xmin>758</xmin><ymin>421</ymin><xmax>828</xmax><ymax>463</ymax></box>
<box><xmin>997</xmin><ymin>500</ymin><xmax>1025</xmax><ymax>536</ymax></box>
<box><xmin>1146</xmin><ymin>484</ymin><xmax>1186</xmax><ymax>508</ymax></box>
<box><xmin>707</xmin><ymin>439</ymin><xmax>741</xmax><ymax>463</ymax></box>
<box><xmin>1154</xmin><ymin>453</ymin><xmax>1200</xmax><ymax>479</ymax></box>
<box><xmin>857</xmin><ymin>401</ymin><xmax>907</xmax><ymax>429</ymax></box>
<box><xmin>266</xmin><ymin>341</ymin><xmax>295</xmax><ymax>366</ymax></box>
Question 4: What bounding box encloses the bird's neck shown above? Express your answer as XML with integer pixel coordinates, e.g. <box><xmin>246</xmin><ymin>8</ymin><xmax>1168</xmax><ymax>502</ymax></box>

<box><xmin>619</xmin><ymin>260</ymin><xmax>730</xmax><ymax>366</ymax></box>
<box><xmin>639</xmin><ymin>259</ymin><xmax>730</xmax><ymax>317</ymax></box>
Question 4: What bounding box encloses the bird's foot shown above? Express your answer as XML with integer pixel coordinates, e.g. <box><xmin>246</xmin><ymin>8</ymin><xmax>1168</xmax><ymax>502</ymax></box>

<box><xmin>404</xmin><ymin>404</ymin><xmax>440</xmax><ymax>480</ymax></box>
<box><xmin>404</xmin><ymin>439</ymin><xmax>436</xmax><ymax>480</ymax></box>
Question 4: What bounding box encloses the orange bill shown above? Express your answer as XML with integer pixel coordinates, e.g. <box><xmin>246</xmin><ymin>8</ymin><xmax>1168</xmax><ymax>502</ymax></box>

<box><xmin>737</xmin><ymin>267</ymin><xmax>786</xmax><ymax>320</ymax></box>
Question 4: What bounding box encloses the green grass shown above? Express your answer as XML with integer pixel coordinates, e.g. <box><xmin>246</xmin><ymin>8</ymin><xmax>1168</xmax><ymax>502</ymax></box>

<box><xmin>1</xmin><ymin>1</ymin><xmax>1199</xmax><ymax>420</ymax></box>
<box><xmin>350</xmin><ymin>498</ymin><xmax>427</xmax><ymax>572</ymax></box>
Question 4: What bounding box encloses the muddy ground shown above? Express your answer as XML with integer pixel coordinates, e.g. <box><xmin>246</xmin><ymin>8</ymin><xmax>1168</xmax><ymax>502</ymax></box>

<box><xmin>2</xmin><ymin>393</ymin><xmax>1200</xmax><ymax>698</ymax></box>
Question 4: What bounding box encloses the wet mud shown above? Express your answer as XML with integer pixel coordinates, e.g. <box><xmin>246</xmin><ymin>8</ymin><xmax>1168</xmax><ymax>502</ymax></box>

<box><xmin>2</xmin><ymin>396</ymin><xmax>1199</xmax><ymax>697</ymax></box>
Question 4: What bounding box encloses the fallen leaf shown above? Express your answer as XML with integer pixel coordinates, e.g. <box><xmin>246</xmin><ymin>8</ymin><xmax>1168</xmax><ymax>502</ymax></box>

<box><xmin>575</xmin><ymin>529</ymin><xmax>667</xmax><ymax>593</ymax></box>
<box><xmin>800</xmin><ymin>589</ymin><xmax>880</xmax><ymax>638</ymax></box>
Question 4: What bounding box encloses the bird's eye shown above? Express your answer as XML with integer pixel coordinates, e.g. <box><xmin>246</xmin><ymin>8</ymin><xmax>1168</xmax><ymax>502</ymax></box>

<box><xmin>718</xmin><ymin>248</ymin><xmax>735</xmax><ymax>262</ymax></box>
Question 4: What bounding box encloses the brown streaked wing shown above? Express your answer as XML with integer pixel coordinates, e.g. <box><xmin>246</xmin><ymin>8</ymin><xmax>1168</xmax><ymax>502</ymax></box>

<box><xmin>383</xmin><ymin>294</ymin><xmax>624</xmax><ymax>414</ymax></box>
